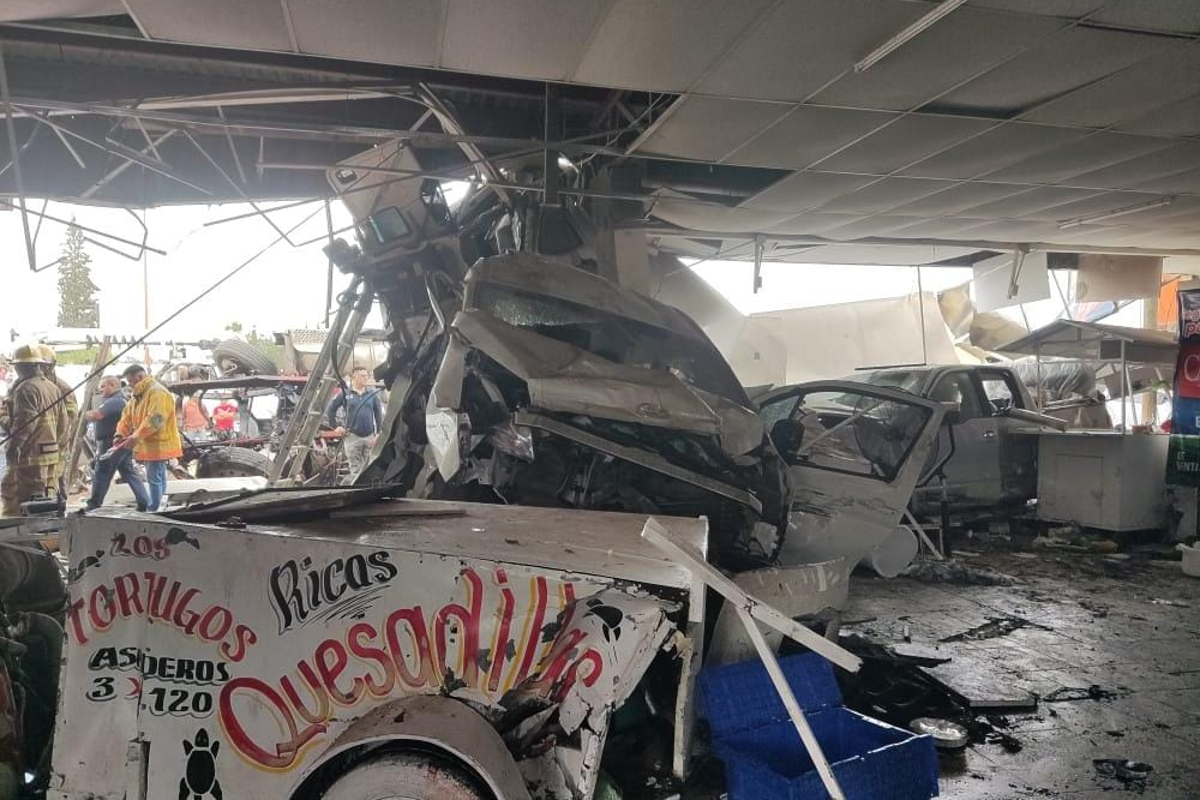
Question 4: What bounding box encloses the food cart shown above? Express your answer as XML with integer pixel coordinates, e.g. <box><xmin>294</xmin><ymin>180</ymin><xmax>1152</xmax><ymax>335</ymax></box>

<box><xmin>1002</xmin><ymin>320</ymin><xmax>1176</xmax><ymax>532</ymax></box>
<box><xmin>50</xmin><ymin>491</ymin><xmax>707</xmax><ymax>799</ymax></box>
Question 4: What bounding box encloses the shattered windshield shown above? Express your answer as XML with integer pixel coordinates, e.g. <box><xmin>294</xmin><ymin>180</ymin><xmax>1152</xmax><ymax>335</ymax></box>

<box><xmin>851</xmin><ymin>369</ymin><xmax>928</xmax><ymax>395</ymax></box>
<box><xmin>474</xmin><ymin>283</ymin><xmax>748</xmax><ymax>403</ymax></box>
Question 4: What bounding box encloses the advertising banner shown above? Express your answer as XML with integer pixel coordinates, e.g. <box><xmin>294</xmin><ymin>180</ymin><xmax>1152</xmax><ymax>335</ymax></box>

<box><xmin>1167</xmin><ymin>288</ymin><xmax>1200</xmax><ymax>485</ymax></box>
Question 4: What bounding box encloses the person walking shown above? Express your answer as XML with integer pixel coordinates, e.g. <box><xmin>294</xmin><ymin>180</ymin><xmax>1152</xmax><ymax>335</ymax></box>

<box><xmin>114</xmin><ymin>364</ymin><xmax>182</xmax><ymax>512</ymax></box>
<box><xmin>0</xmin><ymin>345</ymin><xmax>60</xmax><ymax>516</ymax></box>
<box><xmin>84</xmin><ymin>375</ymin><xmax>150</xmax><ymax>511</ymax></box>
<box><xmin>37</xmin><ymin>344</ymin><xmax>78</xmax><ymax>492</ymax></box>
<box><xmin>325</xmin><ymin>366</ymin><xmax>383</xmax><ymax>483</ymax></box>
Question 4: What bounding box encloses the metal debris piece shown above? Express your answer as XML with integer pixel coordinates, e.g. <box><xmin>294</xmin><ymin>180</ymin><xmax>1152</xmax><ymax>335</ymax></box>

<box><xmin>939</xmin><ymin>616</ymin><xmax>1048</xmax><ymax>643</ymax></box>
<box><xmin>1093</xmin><ymin>759</ymin><xmax>1152</xmax><ymax>789</ymax></box>
<box><xmin>1043</xmin><ymin>685</ymin><xmax>1127</xmax><ymax>703</ymax></box>
<box><xmin>909</xmin><ymin>717</ymin><xmax>968</xmax><ymax>750</ymax></box>
<box><xmin>903</xmin><ymin>559</ymin><xmax>1017</xmax><ymax>586</ymax></box>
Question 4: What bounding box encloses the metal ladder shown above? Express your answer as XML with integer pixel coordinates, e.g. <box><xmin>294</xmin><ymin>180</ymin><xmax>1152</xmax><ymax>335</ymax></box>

<box><xmin>269</xmin><ymin>277</ymin><xmax>373</xmax><ymax>486</ymax></box>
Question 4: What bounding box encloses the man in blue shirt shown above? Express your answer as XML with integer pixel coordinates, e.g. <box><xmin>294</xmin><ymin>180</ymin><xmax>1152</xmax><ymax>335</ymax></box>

<box><xmin>85</xmin><ymin>375</ymin><xmax>150</xmax><ymax>511</ymax></box>
<box><xmin>325</xmin><ymin>366</ymin><xmax>383</xmax><ymax>483</ymax></box>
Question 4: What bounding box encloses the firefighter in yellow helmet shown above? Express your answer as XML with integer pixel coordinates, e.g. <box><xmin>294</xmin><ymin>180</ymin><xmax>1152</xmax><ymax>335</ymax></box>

<box><xmin>1</xmin><ymin>345</ymin><xmax>60</xmax><ymax>516</ymax></box>
<box><xmin>36</xmin><ymin>344</ymin><xmax>78</xmax><ymax>490</ymax></box>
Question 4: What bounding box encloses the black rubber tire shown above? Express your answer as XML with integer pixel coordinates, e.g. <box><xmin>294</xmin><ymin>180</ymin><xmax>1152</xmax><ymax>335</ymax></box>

<box><xmin>212</xmin><ymin>339</ymin><xmax>276</xmax><ymax>376</ymax></box>
<box><xmin>195</xmin><ymin>447</ymin><xmax>272</xmax><ymax>479</ymax></box>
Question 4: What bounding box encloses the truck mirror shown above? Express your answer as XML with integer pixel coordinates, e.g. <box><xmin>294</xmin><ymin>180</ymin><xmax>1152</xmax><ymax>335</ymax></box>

<box><xmin>940</xmin><ymin>401</ymin><xmax>963</xmax><ymax>425</ymax></box>
<box><xmin>770</xmin><ymin>418</ymin><xmax>804</xmax><ymax>457</ymax></box>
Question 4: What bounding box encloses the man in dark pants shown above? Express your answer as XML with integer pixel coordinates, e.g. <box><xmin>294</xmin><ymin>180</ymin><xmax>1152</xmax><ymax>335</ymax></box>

<box><xmin>85</xmin><ymin>375</ymin><xmax>150</xmax><ymax>511</ymax></box>
<box><xmin>325</xmin><ymin>366</ymin><xmax>383</xmax><ymax>484</ymax></box>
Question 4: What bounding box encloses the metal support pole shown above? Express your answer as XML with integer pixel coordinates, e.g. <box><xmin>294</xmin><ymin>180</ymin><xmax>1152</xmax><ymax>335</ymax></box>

<box><xmin>64</xmin><ymin>337</ymin><xmax>112</xmax><ymax>494</ymax></box>
<box><xmin>917</xmin><ymin>263</ymin><xmax>928</xmax><ymax>364</ymax></box>
<box><xmin>1120</xmin><ymin>339</ymin><xmax>1127</xmax><ymax>430</ymax></box>
<box><xmin>1036</xmin><ymin>343</ymin><xmax>1043</xmax><ymax>411</ymax></box>
<box><xmin>324</xmin><ymin>198</ymin><xmax>335</xmax><ymax>327</ymax></box>
<box><xmin>752</xmin><ymin>235</ymin><xmax>765</xmax><ymax>294</ymax></box>
<box><xmin>542</xmin><ymin>83</ymin><xmax>560</xmax><ymax>207</ymax></box>
<box><xmin>0</xmin><ymin>42</ymin><xmax>37</xmax><ymax>272</ymax></box>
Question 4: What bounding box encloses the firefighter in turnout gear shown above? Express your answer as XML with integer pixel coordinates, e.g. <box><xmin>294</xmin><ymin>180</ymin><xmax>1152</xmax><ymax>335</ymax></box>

<box><xmin>37</xmin><ymin>344</ymin><xmax>77</xmax><ymax>490</ymax></box>
<box><xmin>1</xmin><ymin>345</ymin><xmax>61</xmax><ymax>516</ymax></box>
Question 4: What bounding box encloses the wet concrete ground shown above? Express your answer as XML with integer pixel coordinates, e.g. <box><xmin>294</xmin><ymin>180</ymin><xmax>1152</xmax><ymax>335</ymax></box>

<box><xmin>841</xmin><ymin>545</ymin><xmax>1200</xmax><ymax>798</ymax></box>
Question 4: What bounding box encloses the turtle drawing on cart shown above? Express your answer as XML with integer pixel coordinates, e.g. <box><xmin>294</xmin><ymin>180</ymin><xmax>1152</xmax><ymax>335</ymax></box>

<box><xmin>179</xmin><ymin>728</ymin><xmax>223</xmax><ymax>800</ymax></box>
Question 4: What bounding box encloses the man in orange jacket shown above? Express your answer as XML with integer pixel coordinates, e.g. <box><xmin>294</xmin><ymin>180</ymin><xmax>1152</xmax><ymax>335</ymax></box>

<box><xmin>115</xmin><ymin>364</ymin><xmax>182</xmax><ymax>512</ymax></box>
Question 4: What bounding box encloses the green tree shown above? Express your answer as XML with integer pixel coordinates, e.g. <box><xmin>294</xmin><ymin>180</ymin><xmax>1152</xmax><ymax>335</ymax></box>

<box><xmin>56</xmin><ymin>222</ymin><xmax>99</xmax><ymax>327</ymax></box>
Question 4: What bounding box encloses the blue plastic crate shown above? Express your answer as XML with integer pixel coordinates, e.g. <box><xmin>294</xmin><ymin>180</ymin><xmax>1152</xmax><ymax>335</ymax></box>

<box><xmin>698</xmin><ymin>653</ymin><xmax>939</xmax><ymax>800</ymax></box>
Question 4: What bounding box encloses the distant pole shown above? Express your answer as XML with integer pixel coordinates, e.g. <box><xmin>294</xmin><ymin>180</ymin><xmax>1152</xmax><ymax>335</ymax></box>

<box><xmin>917</xmin><ymin>264</ymin><xmax>928</xmax><ymax>364</ymax></box>
<box><xmin>142</xmin><ymin>209</ymin><xmax>152</xmax><ymax>366</ymax></box>
<box><xmin>324</xmin><ymin>198</ymin><xmax>334</xmax><ymax>327</ymax></box>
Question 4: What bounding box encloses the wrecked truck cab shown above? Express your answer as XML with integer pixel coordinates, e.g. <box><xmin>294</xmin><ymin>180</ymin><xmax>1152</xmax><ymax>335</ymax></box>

<box><xmin>412</xmin><ymin>252</ymin><xmax>792</xmax><ymax>570</ymax></box>
<box><xmin>51</xmin><ymin>500</ymin><xmax>708</xmax><ymax>800</ymax></box>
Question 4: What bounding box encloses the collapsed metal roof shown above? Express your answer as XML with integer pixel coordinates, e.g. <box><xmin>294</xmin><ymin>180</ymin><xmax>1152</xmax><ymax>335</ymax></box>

<box><xmin>4</xmin><ymin>1</ymin><xmax>1200</xmax><ymax>265</ymax></box>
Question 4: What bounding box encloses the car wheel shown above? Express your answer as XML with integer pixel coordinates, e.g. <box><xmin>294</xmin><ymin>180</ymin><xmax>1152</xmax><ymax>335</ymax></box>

<box><xmin>195</xmin><ymin>447</ymin><xmax>272</xmax><ymax>479</ymax></box>
<box><xmin>320</xmin><ymin>751</ymin><xmax>491</xmax><ymax>800</ymax></box>
<box><xmin>212</xmin><ymin>339</ymin><xmax>276</xmax><ymax>376</ymax></box>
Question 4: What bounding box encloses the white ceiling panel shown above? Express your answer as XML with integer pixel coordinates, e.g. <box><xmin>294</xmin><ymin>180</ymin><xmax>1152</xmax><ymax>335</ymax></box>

<box><xmin>886</xmin><ymin>217</ymin><xmax>988</xmax><ymax>239</ymax></box>
<box><xmin>696</xmin><ymin>0</ymin><xmax>924</xmax><ymax>102</ymax></box>
<box><xmin>743</xmin><ymin>171</ymin><xmax>879</xmax><ymax>212</ymax></box>
<box><xmin>967</xmin><ymin>1</ymin><xmax>1104</xmax><ymax>16</ymax></box>
<box><xmin>817</xmin><ymin>114</ymin><xmax>995</xmax><ymax>175</ymax></box>
<box><xmin>981</xmin><ymin>132</ymin><xmax>1175</xmax><ymax>185</ymax></box>
<box><xmin>764</xmin><ymin>212</ymin><xmax>873</xmax><ymax>235</ymax></box>
<box><xmin>900</xmin><ymin>123</ymin><xmax>1089</xmax><ymax>180</ymax></box>
<box><xmin>1119</xmin><ymin>94</ymin><xmax>1200</xmax><ymax>138</ymax></box>
<box><xmin>1091</xmin><ymin>0</ymin><xmax>1200</xmax><ymax>35</ymax></box>
<box><xmin>1067</xmin><ymin>142</ymin><xmax>1200</xmax><ymax>190</ymax></box>
<box><xmin>0</xmin><ymin>0</ymin><xmax>123</xmax><ymax>20</ymax></box>
<box><xmin>1127</xmin><ymin>167</ymin><xmax>1200</xmax><ymax>195</ymax></box>
<box><xmin>651</xmin><ymin>198</ymin><xmax>793</xmax><ymax>233</ymax></box>
<box><xmin>285</xmin><ymin>0</ymin><xmax>443</xmax><ymax>65</ymax></box>
<box><xmin>812</xmin><ymin>8</ymin><xmax>1061</xmax><ymax>112</ymax></box>
<box><xmin>637</xmin><ymin>96</ymin><xmax>790</xmax><ymax>162</ymax></box>
<box><xmin>936</xmin><ymin>27</ymin><xmax>1171</xmax><ymax>115</ymax></box>
<box><xmin>441</xmin><ymin>0</ymin><xmax>608</xmax><ymax>80</ymax></box>
<box><xmin>1022</xmin><ymin>191</ymin><xmax>1160</xmax><ymax>222</ymax></box>
<box><xmin>957</xmin><ymin>186</ymin><xmax>1103</xmax><ymax>218</ymax></box>
<box><xmin>128</xmin><ymin>0</ymin><xmax>293</xmax><ymax>50</ymax></box>
<box><xmin>819</xmin><ymin>215</ymin><xmax>933</xmax><ymax>239</ymax></box>
<box><xmin>790</xmin><ymin>244</ymin><xmax>978</xmax><ymax>265</ymax></box>
<box><xmin>953</xmin><ymin>219</ymin><xmax>1065</xmax><ymax>241</ymax></box>
<box><xmin>815</xmin><ymin>177</ymin><xmax>949</xmax><ymax>214</ymax></box>
<box><xmin>887</xmin><ymin>182</ymin><xmax>1030</xmax><ymax>216</ymax></box>
<box><xmin>1021</xmin><ymin>44</ymin><xmax>1200</xmax><ymax>128</ymax></box>
<box><xmin>725</xmin><ymin>105</ymin><xmax>896</xmax><ymax>169</ymax></box>
<box><xmin>572</xmin><ymin>0</ymin><xmax>775</xmax><ymax>91</ymax></box>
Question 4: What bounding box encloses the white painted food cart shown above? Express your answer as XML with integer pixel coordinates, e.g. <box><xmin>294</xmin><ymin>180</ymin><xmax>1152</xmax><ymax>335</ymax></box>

<box><xmin>50</xmin><ymin>495</ymin><xmax>707</xmax><ymax>800</ymax></box>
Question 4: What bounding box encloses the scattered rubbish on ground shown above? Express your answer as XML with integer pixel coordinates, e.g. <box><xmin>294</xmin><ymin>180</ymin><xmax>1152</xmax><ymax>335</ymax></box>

<box><xmin>1078</xmin><ymin>599</ymin><xmax>1110</xmax><ymax>617</ymax></box>
<box><xmin>903</xmin><ymin>559</ymin><xmax>1017</xmax><ymax>586</ymax></box>
<box><xmin>939</xmin><ymin>616</ymin><xmax>1049</xmax><ymax>643</ymax></box>
<box><xmin>1093</xmin><ymin>759</ymin><xmax>1152</xmax><ymax>791</ymax></box>
<box><xmin>1042</xmin><ymin>685</ymin><xmax>1127</xmax><ymax>703</ymax></box>
<box><xmin>1149</xmin><ymin>598</ymin><xmax>1190</xmax><ymax>607</ymax></box>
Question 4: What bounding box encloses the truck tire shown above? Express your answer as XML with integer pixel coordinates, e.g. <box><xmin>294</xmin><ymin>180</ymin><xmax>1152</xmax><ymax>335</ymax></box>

<box><xmin>321</xmin><ymin>751</ymin><xmax>490</xmax><ymax>800</ymax></box>
<box><xmin>195</xmin><ymin>447</ymin><xmax>272</xmax><ymax>479</ymax></box>
<box><xmin>212</xmin><ymin>339</ymin><xmax>276</xmax><ymax>376</ymax></box>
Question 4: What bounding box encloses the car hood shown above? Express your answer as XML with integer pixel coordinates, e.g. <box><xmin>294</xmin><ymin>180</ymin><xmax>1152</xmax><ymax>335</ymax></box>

<box><xmin>452</xmin><ymin>309</ymin><xmax>764</xmax><ymax>456</ymax></box>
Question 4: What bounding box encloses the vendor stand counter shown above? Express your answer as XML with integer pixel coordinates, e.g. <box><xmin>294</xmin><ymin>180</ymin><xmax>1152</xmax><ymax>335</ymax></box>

<box><xmin>51</xmin><ymin>498</ymin><xmax>708</xmax><ymax>800</ymax></box>
<box><xmin>1031</xmin><ymin>430</ymin><xmax>1169</xmax><ymax>532</ymax></box>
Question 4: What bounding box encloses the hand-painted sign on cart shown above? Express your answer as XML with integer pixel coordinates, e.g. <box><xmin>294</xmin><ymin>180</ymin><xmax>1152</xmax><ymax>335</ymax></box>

<box><xmin>1168</xmin><ymin>288</ymin><xmax>1200</xmax><ymax>485</ymax></box>
<box><xmin>50</xmin><ymin>501</ymin><xmax>706</xmax><ymax>800</ymax></box>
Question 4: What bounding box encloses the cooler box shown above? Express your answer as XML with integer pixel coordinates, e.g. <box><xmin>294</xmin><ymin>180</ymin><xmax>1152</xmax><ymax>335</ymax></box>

<box><xmin>698</xmin><ymin>653</ymin><xmax>939</xmax><ymax>800</ymax></box>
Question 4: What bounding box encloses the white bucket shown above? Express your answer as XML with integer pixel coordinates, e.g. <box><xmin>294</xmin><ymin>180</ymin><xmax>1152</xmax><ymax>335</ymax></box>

<box><xmin>1179</xmin><ymin>543</ymin><xmax>1200</xmax><ymax>577</ymax></box>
